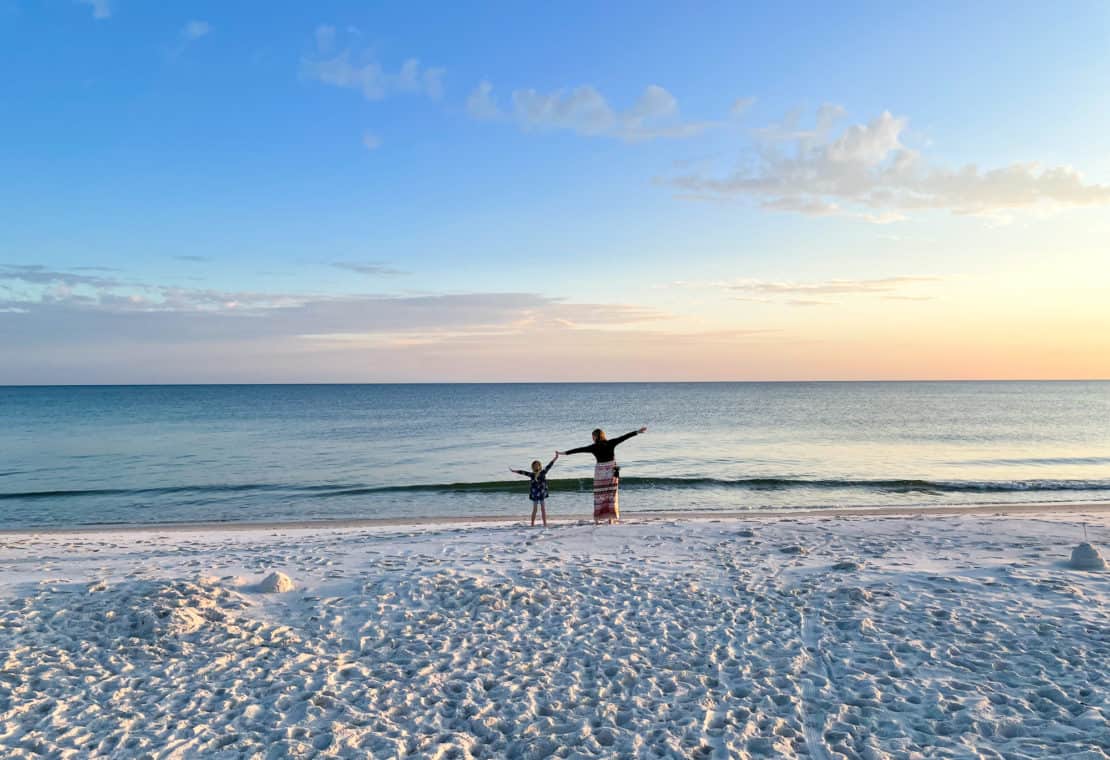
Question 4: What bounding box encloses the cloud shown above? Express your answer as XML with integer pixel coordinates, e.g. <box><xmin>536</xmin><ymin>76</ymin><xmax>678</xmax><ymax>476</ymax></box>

<box><xmin>314</xmin><ymin>24</ymin><xmax>336</xmax><ymax>53</ymax></box>
<box><xmin>1</xmin><ymin>264</ymin><xmax>122</xmax><ymax>288</ymax></box>
<box><xmin>182</xmin><ymin>20</ymin><xmax>210</xmax><ymax>41</ymax></box>
<box><xmin>471</xmin><ymin>82</ymin><xmax>713</xmax><ymax>142</ymax></box>
<box><xmin>730</xmin><ymin>97</ymin><xmax>755</xmax><ymax>119</ymax></box>
<box><xmin>77</xmin><ymin>0</ymin><xmax>110</xmax><ymax>20</ymax></box>
<box><xmin>301</xmin><ymin>27</ymin><xmax>445</xmax><ymax>102</ymax></box>
<box><xmin>332</xmin><ymin>261</ymin><xmax>403</xmax><ymax>276</ymax></box>
<box><xmin>166</xmin><ymin>20</ymin><xmax>211</xmax><ymax>59</ymax></box>
<box><xmin>668</xmin><ymin>106</ymin><xmax>1110</xmax><ymax>220</ymax></box>
<box><xmin>361</xmin><ymin>132</ymin><xmax>382</xmax><ymax>151</ymax></box>
<box><xmin>466</xmin><ymin>80</ymin><xmax>500</xmax><ymax>121</ymax></box>
<box><xmin>673</xmin><ymin>275</ymin><xmax>941</xmax><ymax>308</ymax></box>
<box><xmin>0</xmin><ymin>283</ymin><xmax>668</xmax><ymax>353</ymax></box>
<box><xmin>1</xmin><ymin>292</ymin><xmax>788</xmax><ymax>383</ymax></box>
<box><xmin>728</xmin><ymin>276</ymin><xmax>940</xmax><ymax>296</ymax></box>
<box><xmin>786</xmin><ymin>299</ymin><xmax>836</xmax><ymax>307</ymax></box>
<box><xmin>0</xmin><ymin>264</ymin><xmax>291</xmax><ymax>312</ymax></box>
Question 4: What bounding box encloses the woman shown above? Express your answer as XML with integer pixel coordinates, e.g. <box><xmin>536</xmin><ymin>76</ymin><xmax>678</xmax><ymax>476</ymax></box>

<box><xmin>559</xmin><ymin>426</ymin><xmax>647</xmax><ymax>525</ymax></box>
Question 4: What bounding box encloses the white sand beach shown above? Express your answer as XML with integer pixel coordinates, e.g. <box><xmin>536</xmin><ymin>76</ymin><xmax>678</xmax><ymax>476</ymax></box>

<box><xmin>1</xmin><ymin>508</ymin><xmax>1108</xmax><ymax>759</ymax></box>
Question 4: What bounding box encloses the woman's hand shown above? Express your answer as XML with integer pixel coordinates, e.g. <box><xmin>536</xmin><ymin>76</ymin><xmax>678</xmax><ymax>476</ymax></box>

<box><xmin>554</xmin><ymin>451</ymin><xmax>560</xmax><ymax>459</ymax></box>
<box><xmin>638</xmin><ymin>426</ymin><xmax>648</xmax><ymax>434</ymax></box>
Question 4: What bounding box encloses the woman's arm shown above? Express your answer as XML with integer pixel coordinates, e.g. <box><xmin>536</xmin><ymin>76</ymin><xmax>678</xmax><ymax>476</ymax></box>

<box><xmin>560</xmin><ymin>444</ymin><xmax>593</xmax><ymax>456</ymax></box>
<box><xmin>611</xmin><ymin>427</ymin><xmax>648</xmax><ymax>447</ymax></box>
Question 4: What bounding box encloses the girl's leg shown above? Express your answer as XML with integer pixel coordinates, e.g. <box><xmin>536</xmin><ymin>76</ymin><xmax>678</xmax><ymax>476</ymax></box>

<box><xmin>539</xmin><ymin>501</ymin><xmax>547</xmax><ymax>527</ymax></box>
<box><xmin>530</xmin><ymin>502</ymin><xmax>538</xmax><ymax>527</ymax></box>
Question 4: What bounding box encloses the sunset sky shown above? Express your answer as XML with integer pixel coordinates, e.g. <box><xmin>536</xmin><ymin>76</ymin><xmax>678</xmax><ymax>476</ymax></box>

<box><xmin>2</xmin><ymin>1</ymin><xmax>1109</xmax><ymax>383</ymax></box>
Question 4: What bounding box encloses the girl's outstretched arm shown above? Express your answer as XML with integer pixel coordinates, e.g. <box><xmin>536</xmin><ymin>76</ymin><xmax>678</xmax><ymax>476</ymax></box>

<box><xmin>542</xmin><ymin>452</ymin><xmax>559</xmax><ymax>474</ymax></box>
<box><xmin>509</xmin><ymin>468</ymin><xmax>532</xmax><ymax>477</ymax></box>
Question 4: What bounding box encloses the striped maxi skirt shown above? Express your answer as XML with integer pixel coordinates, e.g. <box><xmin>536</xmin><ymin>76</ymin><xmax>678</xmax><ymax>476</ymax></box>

<box><xmin>593</xmin><ymin>461</ymin><xmax>620</xmax><ymax>521</ymax></box>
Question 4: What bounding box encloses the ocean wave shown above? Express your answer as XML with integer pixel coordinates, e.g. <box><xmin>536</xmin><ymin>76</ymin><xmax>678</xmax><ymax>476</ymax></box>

<box><xmin>951</xmin><ymin>456</ymin><xmax>1110</xmax><ymax>467</ymax></box>
<box><xmin>5</xmin><ymin>476</ymin><xmax>1110</xmax><ymax>502</ymax></box>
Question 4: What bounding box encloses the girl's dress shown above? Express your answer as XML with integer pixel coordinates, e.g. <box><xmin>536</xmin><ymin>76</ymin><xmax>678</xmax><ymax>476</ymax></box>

<box><xmin>563</xmin><ymin>430</ymin><xmax>640</xmax><ymax>521</ymax></box>
<box><xmin>513</xmin><ymin>457</ymin><xmax>557</xmax><ymax>503</ymax></box>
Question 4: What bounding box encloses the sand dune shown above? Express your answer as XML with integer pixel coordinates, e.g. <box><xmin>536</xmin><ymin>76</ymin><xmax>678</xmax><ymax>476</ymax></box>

<box><xmin>1</xmin><ymin>511</ymin><xmax>1107</xmax><ymax>758</ymax></box>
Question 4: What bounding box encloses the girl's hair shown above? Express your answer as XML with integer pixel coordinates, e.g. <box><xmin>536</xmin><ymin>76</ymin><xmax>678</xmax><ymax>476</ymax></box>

<box><xmin>592</xmin><ymin>428</ymin><xmax>607</xmax><ymax>442</ymax></box>
<box><xmin>531</xmin><ymin>460</ymin><xmax>542</xmax><ymax>472</ymax></box>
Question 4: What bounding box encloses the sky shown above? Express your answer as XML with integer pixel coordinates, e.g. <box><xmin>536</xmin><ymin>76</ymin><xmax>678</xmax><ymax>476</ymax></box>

<box><xmin>1</xmin><ymin>0</ymin><xmax>1109</xmax><ymax>383</ymax></box>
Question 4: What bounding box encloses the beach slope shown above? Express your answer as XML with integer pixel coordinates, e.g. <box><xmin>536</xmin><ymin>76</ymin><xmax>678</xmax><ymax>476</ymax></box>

<box><xmin>1</xmin><ymin>510</ymin><xmax>1108</xmax><ymax>758</ymax></box>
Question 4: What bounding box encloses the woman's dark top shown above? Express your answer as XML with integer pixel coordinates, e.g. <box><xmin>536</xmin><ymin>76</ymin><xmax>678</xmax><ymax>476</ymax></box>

<box><xmin>564</xmin><ymin>431</ymin><xmax>639</xmax><ymax>463</ymax></box>
<box><xmin>512</xmin><ymin>457</ymin><xmax>557</xmax><ymax>502</ymax></box>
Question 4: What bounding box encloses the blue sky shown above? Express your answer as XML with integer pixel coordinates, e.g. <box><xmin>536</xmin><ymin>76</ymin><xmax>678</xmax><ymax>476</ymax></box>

<box><xmin>2</xmin><ymin>1</ymin><xmax>1109</xmax><ymax>382</ymax></box>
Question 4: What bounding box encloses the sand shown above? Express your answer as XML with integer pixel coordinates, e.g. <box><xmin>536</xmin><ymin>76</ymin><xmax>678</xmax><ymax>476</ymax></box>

<box><xmin>1</xmin><ymin>507</ymin><xmax>1107</xmax><ymax>758</ymax></box>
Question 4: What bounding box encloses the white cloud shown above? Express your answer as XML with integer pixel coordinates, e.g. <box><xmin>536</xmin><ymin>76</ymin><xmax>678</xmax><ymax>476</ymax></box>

<box><xmin>730</xmin><ymin>97</ymin><xmax>755</xmax><ymax>119</ymax></box>
<box><xmin>475</xmin><ymin>82</ymin><xmax>712</xmax><ymax>142</ymax></box>
<box><xmin>301</xmin><ymin>29</ymin><xmax>445</xmax><ymax>102</ymax></box>
<box><xmin>77</xmin><ymin>0</ymin><xmax>110</xmax><ymax>20</ymax></box>
<box><xmin>466</xmin><ymin>80</ymin><xmax>501</xmax><ymax>121</ymax></box>
<box><xmin>314</xmin><ymin>24</ymin><xmax>336</xmax><ymax>53</ymax></box>
<box><xmin>728</xmin><ymin>276</ymin><xmax>940</xmax><ymax>296</ymax></box>
<box><xmin>513</xmin><ymin>85</ymin><xmax>615</xmax><ymax>136</ymax></box>
<box><xmin>786</xmin><ymin>299</ymin><xmax>836</xmax><ymax>307</ymax></box>
<box><xmin>669</xmin><ymin>275</ymin><xmax>941</xmax><ymax>307</ymax></box>
<box><xmin>182</xmin><ymin>20</ymin><xmax>210</xmax><ymax>41</ymax></box>
<box><xmin>361</xmin><ymin>132</ymin><xmax>382</xmax><ymax>151</ymax></box>
<box><xmin>669</xmin><ymin>106</ymin><xmax>1110</xmax><ymax>221</ymax></box>
<box><xmin>332</xmin><ymin>261</ymin><xmax>403</xmax><ymax>276</ymax></box>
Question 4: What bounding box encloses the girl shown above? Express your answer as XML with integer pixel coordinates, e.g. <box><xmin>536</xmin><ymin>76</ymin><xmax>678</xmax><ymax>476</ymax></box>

<box><xmin>559</xmin><ymin>427</ymin><xmax>647</xmax><ymax>525</ymax></box>
<box><xmin>510</xmin><ymin>452</ymin><xmax>559</xmax><ymax>527</ymax></box>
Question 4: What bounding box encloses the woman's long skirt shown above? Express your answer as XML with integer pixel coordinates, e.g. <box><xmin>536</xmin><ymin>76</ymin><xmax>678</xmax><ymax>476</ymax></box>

<box><xmin>593</xmin><ymin>461</ymin><xmax>620</xmax><ymax>521</ymax></box>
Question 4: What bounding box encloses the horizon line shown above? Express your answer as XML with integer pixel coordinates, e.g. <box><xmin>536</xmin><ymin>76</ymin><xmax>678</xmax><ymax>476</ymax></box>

<box><xmin>3</xmin><ymin>378</ymin><xmax>1109</xmax><ymax>388</ymax></box>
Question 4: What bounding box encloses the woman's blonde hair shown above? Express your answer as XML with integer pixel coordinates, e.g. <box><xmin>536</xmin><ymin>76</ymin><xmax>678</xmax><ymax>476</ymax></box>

<box><xmin>592</xmin><ymin>428</ymin><xmax>606</xmax><ymax>442</ymax></box>
<box><xmin>531</xmin><ymin>460</ymin><xmax>542</xmax><ymax>472</ymax></box>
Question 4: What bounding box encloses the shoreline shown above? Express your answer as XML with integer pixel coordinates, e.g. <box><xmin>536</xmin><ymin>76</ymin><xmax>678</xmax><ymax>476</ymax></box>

<box><xmin>5</xmin><ymin>499</ymin><xmax>1109</xmax><ymax>536</ymax></box>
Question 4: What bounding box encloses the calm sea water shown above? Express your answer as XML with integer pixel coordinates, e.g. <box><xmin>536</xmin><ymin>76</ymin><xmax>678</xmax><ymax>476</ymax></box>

<box><xmin>2</xmin><ymin>382</ymin><xmax>1109</xmax><ymax>529</ymax></box>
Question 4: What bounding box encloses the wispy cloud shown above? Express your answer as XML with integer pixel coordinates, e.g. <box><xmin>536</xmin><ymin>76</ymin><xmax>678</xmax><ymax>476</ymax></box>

<box><xmin>166</xmin><ymin>20</ymin><xmax>211</xmax><ymax>59</ymax></box>
<box><xmin>1</xmin><ymin>290</ymin><xmax>787</xmax><ymax>383</ymax></box>
<box><xmin>1</xmin><ymin>264</ymin><xmax>123</xmax><ymax>288</ymax></box>
<box><xmin>361</xmin><ymin>132</ymin><xmax>382</xmax><ymax>151</ymax></box>
<box><xmin>728</xmin><ymin>276</ymin><xmax>940</xmax><ymax>296</ymax></box>
<box><xmin>468</xmin><ymin>81</ymin><xmax>714</xmax><ymax>142</ymax></box>
<box><xmin>302</xmin><ymin>25</ymin><xmax>445</xmax><ymax>102</ymax></box>
<box><xmin>466</xmin><ymin>80</ymin><xmax>500</xmax><ymax>121</ymax></box>
<box><xmin>332</xmin><ymin>261</ymin><xmax>404</xmax><ymax>276</ymax></box>
<box><xmin>669</xmin><ymin>275</ymin><xmax>941</xmax><ymax>307</ymax></box>
<box><xmin>182</xmin><ymin>20</ymin><xmax>210</xmax><ymax>41</ymax></box>
<box><xmin>0</xmin><ymin>280</ymin><xmax>668</xmax><ymax>354</ymax></box>
<box><xmin>730</xmin><ymin>97</ymin><xmax>756</xmax><ymax>119</ymax></box>
<box><xmin>668</xmin><ymin>105</ymin><xmax>1110</xmax><ymax>221</ymax></box>
<box><xmin>77</xmin><ymin>0</ymin><xmax>110</xmax><ymax>20</ymax></box>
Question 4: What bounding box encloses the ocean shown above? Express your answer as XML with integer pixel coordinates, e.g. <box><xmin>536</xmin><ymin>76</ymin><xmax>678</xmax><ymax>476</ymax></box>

<box><xmin>2</xmin><ymin>381</ymin><xmax>1109</xmax><ymax>529</ymax></box>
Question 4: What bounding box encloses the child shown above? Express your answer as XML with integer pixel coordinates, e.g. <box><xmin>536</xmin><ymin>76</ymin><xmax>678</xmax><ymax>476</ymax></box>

<box><xmin>509</xmin><ymin>452</ymin><xmax>559</xmax><ymax>527</ymax></box>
